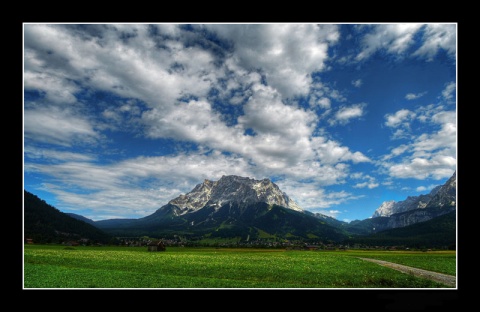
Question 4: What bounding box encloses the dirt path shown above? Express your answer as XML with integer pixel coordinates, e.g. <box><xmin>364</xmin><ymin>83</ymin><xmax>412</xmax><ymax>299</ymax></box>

<box><xmin>358</xmin><ymin>257</ymin><xmax>456</xmax><ymax>287</ymax></box>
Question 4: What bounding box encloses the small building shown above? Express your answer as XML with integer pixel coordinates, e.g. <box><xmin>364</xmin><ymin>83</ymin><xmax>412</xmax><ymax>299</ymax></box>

<box><xmin>147</xmin><ymin>240</ymin><xmax>166</xmax><ymax>252</ymax></box>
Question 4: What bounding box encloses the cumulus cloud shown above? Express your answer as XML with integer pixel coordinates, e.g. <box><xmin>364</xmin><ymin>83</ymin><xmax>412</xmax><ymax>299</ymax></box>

<box><xmin>351</xmin><ymin>173</ymin><xmax>379</xmax><ymax>189</ymax></box>
<box><xmin>24</xmin><ymin>24</ymin><xmax>217</xmax><ymax>114</ymax></box>
<box><xmin>316</xmin><ymin>97</ymin><xmax>331</xmax><ymax>109</ymax></box>
<box><xmin>206</xmin><ymin>24</ymin><xmax>340</xmax><ymax>99</ymax></box>
<box><xmin>382</xmin><ymin>108</ymin><xmax>456</xmax><ymax>180</ymax></box>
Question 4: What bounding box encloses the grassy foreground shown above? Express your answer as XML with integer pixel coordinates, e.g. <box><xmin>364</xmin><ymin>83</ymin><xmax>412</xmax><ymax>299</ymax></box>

<box><xmin>23</xmin><ymin>245</ymin><xmax>455</xmax><ymax>288</ymax></box>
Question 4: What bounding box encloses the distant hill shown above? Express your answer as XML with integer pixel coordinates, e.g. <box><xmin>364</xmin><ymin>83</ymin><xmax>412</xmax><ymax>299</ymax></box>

<box><xmin>24</xmin><ymin>190</ymin><xmax>117</xmax><ymax>245</ymax></box>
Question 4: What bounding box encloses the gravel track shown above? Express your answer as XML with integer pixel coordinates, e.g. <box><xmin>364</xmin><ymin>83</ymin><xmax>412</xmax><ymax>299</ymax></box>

<box><xmin>358</xmin><ymin>257</ymin><xmax>456</xmax><ymax>287</ymax></box>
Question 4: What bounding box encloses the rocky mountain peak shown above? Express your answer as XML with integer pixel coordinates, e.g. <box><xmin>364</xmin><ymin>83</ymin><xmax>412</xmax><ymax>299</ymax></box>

<box><xmin>371</xmin><ymin>171</ymin><xmax>456</xmax><ymax>218</ymax></box>
<box><xmin>168</xmin><ymin>175</ymin><xmax>303</xmax><ymax>214</ymax></box>
<box><xmin>372</xmin><ymin>200</ymin><xmax>396</xmax><ymax>218</ymax></box>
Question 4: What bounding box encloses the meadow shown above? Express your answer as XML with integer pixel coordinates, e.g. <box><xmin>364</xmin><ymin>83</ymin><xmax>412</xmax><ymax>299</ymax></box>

<box><xmin>23</xmin><ymin>245</ymin><xmax>456</xmax><ymax>288</ymax></box>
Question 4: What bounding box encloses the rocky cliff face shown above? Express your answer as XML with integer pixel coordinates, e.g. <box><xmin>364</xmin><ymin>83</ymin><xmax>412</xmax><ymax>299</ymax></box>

<box><xmin>384</xmin><ymin>205</ymin><xmax>456</xmax><ymax>229</ymax></box>
<box><xmin>372</xmin><ymin>190</ymin><xmax>440</xmax><ymax>218</ymax></box>
<box><xmin>169</xmin><ymin>175</ymin><xmax>303</xmax><ymax>214</ymax></box>
<box><xmin>426</xmin><ymin>171</ymin><xmax>456</xmax><ymax>208</ymax></box>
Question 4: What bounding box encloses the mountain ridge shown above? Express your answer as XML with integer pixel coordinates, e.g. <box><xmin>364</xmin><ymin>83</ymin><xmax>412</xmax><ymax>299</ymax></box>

<box><xmin>372</xmin><ymin>171</ymin><xmax>455</xmax><ymax>218</ymax></box>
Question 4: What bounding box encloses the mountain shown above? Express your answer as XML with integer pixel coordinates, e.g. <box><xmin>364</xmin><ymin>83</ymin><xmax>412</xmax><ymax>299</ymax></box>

<box><xmin>67</xmin><ymin>213</ymin><xmax>97</xmax><ymax>226</ymax></box>
<box><xmin>348</xmin><ymin>171</ymin><xmax>456</xmax><ymax>234</ymax></box>
<box><xmin>425</xmin><ymin>171</ymin><xmax>456</xmax><ymax>208</ymax></box>
<box><xmin>372</xmin><ymin>186</ymin><xmax>441</xmax><ymax>217</ymax></box>
<box><xmin>344</xmin><ymin>211</ymin><xmax>456</xmax><ymax>249</ymax></box>
<box><xmin>168</xmin><ymin>175</ymin><xmax>303</xmax><ymax>213</ymax></box>
<box><xmin>372</xmin><ymin>171</ymin><xmax>455</xmax><ymax>218</ymax></box>
<box><xmin>24</xmin><ymin>190</ymin><xmax>116</xmax><ymax>244</ymax></box>
<box><xmin>95</xmin><ymin>175</ymin><xmax>348</xmax><ymax>242</ymax></box>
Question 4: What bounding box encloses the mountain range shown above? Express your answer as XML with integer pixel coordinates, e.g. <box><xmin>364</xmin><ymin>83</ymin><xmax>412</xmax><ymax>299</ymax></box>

<box><xmin>345</xmin><ymin>171</ymin><xmax>457</xmax><ymax>234</ymax></box>
<box><xmin>25</xmin><ymin>172</ymin><xmax>456</xmax><ymax>248</ymax></box>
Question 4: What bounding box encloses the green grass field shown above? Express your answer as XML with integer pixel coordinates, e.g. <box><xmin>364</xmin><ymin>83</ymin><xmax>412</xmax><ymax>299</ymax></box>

<box><xmin>23</xmin><ymin>245</ymin><xmax>456</xmax><ymax>288</ymax></box>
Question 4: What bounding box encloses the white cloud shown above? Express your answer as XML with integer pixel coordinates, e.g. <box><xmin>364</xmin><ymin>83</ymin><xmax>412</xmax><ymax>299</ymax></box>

<box><xmin>24</xmin><ymin>146</ymin><xmax>96</xmax><ymax>162</ymax></box>
<box><xmin>412</xmin><ymin>111</ymin><xmax>456</xmax><ymax>156</ymax></box>
<box><xmin>405</xmin><ymin>91</ymin><xmax>427</xmax><ymax>100</ymax></box>
<box><xmin>413</xmin><ymin>24</ymin><xmax>456</xmax><ymax>60</ymax></box>
<box><xmin>310</xmin><ymin>137</ymin><xmax>370</xmax><ymax>165</ymax></box>
<box><xmin>206</xmin><ymin>24</ymin><xmax>340</xmax><ymax>99</ymax></box>
<box><xmin>356</xmin><ymin>24</ymin><xmax>424</xmax><ymax>61</ymax></box>
<box><xmin>277</xmin><ymin>180</ymin><xmax>362</xmax><ymax>212</ymax></box>
<box><xmin>353</xmin><ymin>182</ymin><xmax>379</xmax><ymax>189</ymax></box>
<box><xmin>331</xmin><ymin>103</ymin><xmax>366</xmax><ymax>125</ymax></box>
<box><xmin>389</xmin><ymin>156</ymin><xmax>456</xmax><ymax>180</ymax></box>
<box><xmin>383</xmin><ymin>109</ymin><xmax>456</xmax><ymax>180</ymax></box>
<box><xmin>382</xmin><ymin>144</ymin><xmax>410</xmax><ymax>160</ymax></box>
<box><xmin>356</xmin><ymin>24</ymin><xmax>455</xmax><ymax>62</ymax></box>
<box><xmin>352</xmin><ymin>79</ymin><xmax>363</xmax><ymax>88</ymax></box>
<box><xmin>317</xmin><ymin>97</ymin><xmax>331</xmax><ymax>109</ymax></box>
<box><xmin>24</xmin><ymin>24</ymin><xmax>217</xmax><ymax>114</ymax></box>
<box><xmin>24</xmin><ymin>106</ymin><xmax>99</xmax><ymax>146</ymax></box>
<box><xmin>385</xmin><ymin>109</ymin><xmax>416</xmax><ymax>128</ymax></box>
<box><xmin>351</xmin><ymin>173</ymin><xmax>378</xmax><ymax>189</ymax></box>
<box><xmin>416</xmin><ymin>184</ymin><xmax>439</xmax><ymax>193</ymax></box>
<box><xmin>24</xmin><ymin>71</ymin><xmax>79</xmax><ymax>104</ymax></box>
<box><xmin>442</xmin><ymin>81</ymin><xmax>456</xmax><ymax>101</ymax></box>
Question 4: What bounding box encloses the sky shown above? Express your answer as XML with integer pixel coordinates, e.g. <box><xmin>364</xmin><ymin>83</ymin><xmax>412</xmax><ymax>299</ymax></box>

<box><xmin>23</xmin><ymin>23</ymin><xmax>457</xmax><ymax>222</ymax></box>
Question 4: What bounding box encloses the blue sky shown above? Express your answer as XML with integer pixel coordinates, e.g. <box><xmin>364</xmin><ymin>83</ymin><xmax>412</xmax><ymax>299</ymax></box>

<box><xmin>23</xmin><ymin>23</ymin><xmax>456</xmax><ymax>222</ymax></box>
